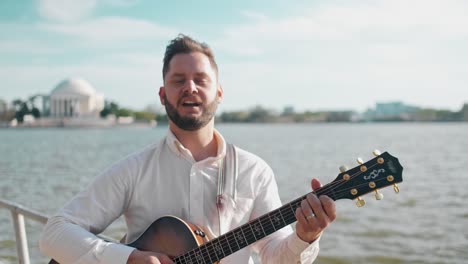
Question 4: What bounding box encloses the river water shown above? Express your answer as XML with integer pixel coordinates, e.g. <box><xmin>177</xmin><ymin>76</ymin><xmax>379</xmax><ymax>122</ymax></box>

<box><xmin>0</xmin><ymin>123</ymin><xmax>467</xmax><ymax>263</ymax></box>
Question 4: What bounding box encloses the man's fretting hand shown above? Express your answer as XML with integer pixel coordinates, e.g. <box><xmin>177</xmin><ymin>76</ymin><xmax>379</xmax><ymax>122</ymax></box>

<box><xmin>295</xmin><ymin>178</ymin><xmax>337</xmax><ymax>243</ymax></box>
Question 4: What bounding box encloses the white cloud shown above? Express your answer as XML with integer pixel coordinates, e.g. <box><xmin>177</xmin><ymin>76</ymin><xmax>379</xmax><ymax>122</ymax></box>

<box><xmin>215</xmin><ymin>0</ymin><xmax>468</xmax><ymax>56</ymax></box>
<box><xmin>39</xmin><ymin>17</ymin><xmax>178</xmax><ymax>44</ymax></box>
<box><xmin>0</xmin><ymin>58</ymin><xmax>162</xmax><ymax>109</ymax></box>
<box><xmin>37</xmin><ymin>0</ymin><xmax>97</xmax><ymax>22</ymax></box>
<box><xmin>101</xmin><ymin>0</ymin><xmax>139</xmax><ymax>7</ymax></box>
<box><xmin>0</xmin><ymin>40</ymin><xmax>64</xmax><ymax>55</ymax></box>
<box><xmin>211</xmin><ymin>0</ymin><xmax>468</xmax><ymax>111</ymax></box>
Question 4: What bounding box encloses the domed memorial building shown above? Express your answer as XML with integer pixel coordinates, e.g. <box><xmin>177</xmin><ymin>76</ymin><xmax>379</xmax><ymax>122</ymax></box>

<box><xmin>49</xmin><ymin>78</ymin><xmax>104</xmax><ymax>118</ymax></box>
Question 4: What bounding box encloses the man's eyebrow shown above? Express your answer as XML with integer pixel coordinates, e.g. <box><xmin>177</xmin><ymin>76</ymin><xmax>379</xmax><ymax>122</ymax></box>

<box><xmin>168</xmin><ymin>72</ymin><xmax>211</xmax><ymax>79</ymax></box>
<box><xmin>194</xmin><ymin>72</ymin><xmax>211</xmax><ymax>78</ymax></box>
<box><xmin>168</xmin><ymin>73</ymin><xmax>185</xmax><ymax>78</ymax></box>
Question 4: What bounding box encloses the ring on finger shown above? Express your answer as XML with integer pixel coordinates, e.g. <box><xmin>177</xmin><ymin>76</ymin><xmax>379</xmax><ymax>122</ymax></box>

<box><xmin>306</xmin><ymin>213</ymin><xmax>316</xmax><ymax>220</ymax></box>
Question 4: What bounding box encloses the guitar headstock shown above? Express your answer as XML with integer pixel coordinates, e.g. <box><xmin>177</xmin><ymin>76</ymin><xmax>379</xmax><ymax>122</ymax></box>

<box><xmin>327</xmin><ymin>150</ymin><xmax>403</xmax><ymax>207</ymax></box>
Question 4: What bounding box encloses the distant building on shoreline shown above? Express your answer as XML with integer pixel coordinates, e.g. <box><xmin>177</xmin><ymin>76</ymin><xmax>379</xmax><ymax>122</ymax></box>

<box><xmin>363</xmin><ymin>102</ymin><xmax>420</xmax><ymax>121</ymax></box>
<box><xmin>12</xmin><ymin>78</ymin><xmax>115</xmax><ymax>128</ymax></box>
<box><xmin>41</xmin><ymin>78</ymin><xmax>105</xmax><ymax>118</ymax></box>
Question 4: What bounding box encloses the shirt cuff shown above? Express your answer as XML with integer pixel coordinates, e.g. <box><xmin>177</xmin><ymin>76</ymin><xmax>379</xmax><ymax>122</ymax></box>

<box><xmin>101</xmin><ymin>243</ymin><xmax>136</xmax><ymax>264</ymax></box>
<box><xmin>287</xmin><ymin>232</ymin><xmax>320</xmax><ymax>256</ymax></box>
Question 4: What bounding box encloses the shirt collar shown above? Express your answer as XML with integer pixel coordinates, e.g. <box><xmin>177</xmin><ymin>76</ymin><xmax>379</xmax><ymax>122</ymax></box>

<box><xmin>166</xmin><ymin>129</ymin><xmax>226</xmax><ymax>164</ymax></box>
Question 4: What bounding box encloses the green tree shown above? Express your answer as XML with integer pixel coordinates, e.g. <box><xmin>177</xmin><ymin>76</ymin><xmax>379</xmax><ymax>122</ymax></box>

<box><xmin>134</xmin><ymin>111</ymin><xmax>156</xmax><ymax>121</ymax></box>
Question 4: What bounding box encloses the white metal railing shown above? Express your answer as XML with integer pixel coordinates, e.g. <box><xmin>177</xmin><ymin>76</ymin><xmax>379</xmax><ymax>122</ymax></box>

<box><xmin>0</xmin><ymin>198</ymin><xmax>118</xmax><ymax>264</ymax></box>
<box><xmin>0</xmin><ymin>198</ymin><xmax>48</xmax><ymax>264</ymax></box>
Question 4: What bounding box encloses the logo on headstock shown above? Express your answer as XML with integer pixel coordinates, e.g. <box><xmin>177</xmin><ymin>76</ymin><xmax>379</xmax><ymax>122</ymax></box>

<box><xmin>387</xmin><ymin>160</ymin><xmax>397</xmax><ymax>174</ymax></box>
<box><xmin>363</xmin><ymin>169</ymin><xmax>386</xmax><ymax>181</ymax></box>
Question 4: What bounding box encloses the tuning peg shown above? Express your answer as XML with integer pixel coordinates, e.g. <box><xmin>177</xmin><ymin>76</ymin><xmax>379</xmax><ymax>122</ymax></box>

<box><xmin>393</xmin><ymin>184</ymin><xmax>400</xmax><ymax>193</ymax></box>
<box><xmin>355</xmin><ymin>197</ymin><xmax>366</xmax><ymax>207</ymax></box>
<box><xmin>356</xmin><ymin>157</ymin><xmax>364</xmax><ymax>165</ymax></box>
<box><xmin>374</xmin><ymin>190</ymin><xmax>384</xmax><ymax>200</ymax></box>
<box><xmin>339</xmin><ymin>165</ymin><xmax>348</xmax><ymax>173</ymax></box>
<box><xmin>373</xmin><ymin>150</ymin><xmax>381</xmax><ymax>157</ymax></box>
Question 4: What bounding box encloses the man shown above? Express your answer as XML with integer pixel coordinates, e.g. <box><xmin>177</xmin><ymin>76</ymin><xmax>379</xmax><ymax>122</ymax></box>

<box><xmin>40</xmin><ymin>34</ymin><xmax>336</xmax><ymax>264</ymax></box>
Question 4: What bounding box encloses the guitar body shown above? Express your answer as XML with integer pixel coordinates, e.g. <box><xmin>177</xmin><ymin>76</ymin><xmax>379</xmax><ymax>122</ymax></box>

<box><xmin>50</xmin><ymin>216</ymin><xmax>215</xmax><ymax>264</ymax></box>
<box><xmin>127</xmin><ymin>216</ymin><xmax>210</xmax><ymax>259</ymax></box>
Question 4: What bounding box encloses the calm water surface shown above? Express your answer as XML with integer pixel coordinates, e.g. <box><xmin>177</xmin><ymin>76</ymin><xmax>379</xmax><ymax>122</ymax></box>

<box><xmin>1</xmin><ymin>123</ymin><xmax>467</xmax><ymax>263</ymax></box>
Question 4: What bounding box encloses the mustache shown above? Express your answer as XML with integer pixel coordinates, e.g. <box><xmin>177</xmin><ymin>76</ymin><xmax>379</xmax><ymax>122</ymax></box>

<box><xmin>177</xmin><ymin>95</ymin><xmax>203</xmax><ymax>105</ymax></box>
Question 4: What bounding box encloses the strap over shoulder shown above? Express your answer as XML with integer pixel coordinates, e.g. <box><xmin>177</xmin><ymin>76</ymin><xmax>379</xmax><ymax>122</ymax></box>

<box><xmin>216</xmin><ymin>143</ymin><xmax>239</xmax><ymax>235</ymax></box>
<box><xmin>217</xmin><ymin>143</ymin><xmax>238</xmax><ymax>209</ymax></box>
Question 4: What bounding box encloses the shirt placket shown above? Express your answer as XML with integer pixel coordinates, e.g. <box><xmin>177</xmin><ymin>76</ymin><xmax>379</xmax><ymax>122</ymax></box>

<box><xmin>189</xmin><ymin>164</ymin><xmax>204</xmax><ymax>225</ymax></box>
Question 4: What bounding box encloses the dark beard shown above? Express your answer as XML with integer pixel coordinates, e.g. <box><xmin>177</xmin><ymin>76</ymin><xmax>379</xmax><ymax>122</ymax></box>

<box><xmin>164</xmin><ymin>94</ymin><xmax>218</xmax><ymax>131</ymax></box>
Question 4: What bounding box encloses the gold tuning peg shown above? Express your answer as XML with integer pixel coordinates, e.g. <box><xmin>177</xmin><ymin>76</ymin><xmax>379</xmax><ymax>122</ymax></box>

<box><xmin>374</xmin><ymin>190</ymin><xmax>384</xmax><ymax>200</ymax></box>
<box><xmin>339</xmin><ymin>165</ymin><xmax>348</xmax><ymax>173</ymax></box>
<box><xmin>393</xmin><ymin>184</ymin><xmax>400</xmax><ymax>193</ymax></box>
<box><xmin>357</xmin><ymin>157</ymin><xmax>364</xmax><ymax>165</ymax></box>
<box><xmin>373</xmin><ymin>150</ymin><xmax>381</xmax><ymax>157</ymax></box>
<box><xmin>356</xmin><ymin>197</ymin><xmax>366</xmax><ymax>207</ymax></box>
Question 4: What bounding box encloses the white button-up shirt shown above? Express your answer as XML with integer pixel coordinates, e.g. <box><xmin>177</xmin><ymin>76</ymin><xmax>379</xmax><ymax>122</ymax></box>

<box><xmin>40</xmin><ymin>130</ymin><xmax>320</xmax><ymax>263</ymax></box>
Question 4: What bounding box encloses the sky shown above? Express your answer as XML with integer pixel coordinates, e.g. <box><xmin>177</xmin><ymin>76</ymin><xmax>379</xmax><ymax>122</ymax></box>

<box><xmin>1</xmin><ymin>0</ymin><xmax>467</xmax><ymax>113</ymax></box>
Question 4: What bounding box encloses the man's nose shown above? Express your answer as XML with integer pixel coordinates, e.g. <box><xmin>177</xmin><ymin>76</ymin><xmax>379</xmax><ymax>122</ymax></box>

<box><xmin>183</xmin><ymin>80</ymin><xmax>198</xmax><ymax>94</ymax></box>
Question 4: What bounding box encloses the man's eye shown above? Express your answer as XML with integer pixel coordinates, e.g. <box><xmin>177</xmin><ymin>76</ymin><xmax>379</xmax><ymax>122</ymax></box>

<box><xmin>174</xmin><ymin>79</ymin><xmax>185</xmax><ymax>84</ymax></box>
<box><xmin>196</xmin><ymin>79</ymin><xmax>208</xmax><ymax>85</ymax></box>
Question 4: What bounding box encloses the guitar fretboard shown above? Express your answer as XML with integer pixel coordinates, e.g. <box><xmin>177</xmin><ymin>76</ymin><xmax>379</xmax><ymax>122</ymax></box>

<box><xmin>173</xmin><ymin>184</ymin><xmax>338</xmax><ymax>264</ymax></box>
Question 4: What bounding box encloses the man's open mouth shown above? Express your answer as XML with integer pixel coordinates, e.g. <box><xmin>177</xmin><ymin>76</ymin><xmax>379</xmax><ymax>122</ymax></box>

<box><xmin>181</xmin><ymin>101</ymin><xmax>202</xmax><ymax>107</ymax></box>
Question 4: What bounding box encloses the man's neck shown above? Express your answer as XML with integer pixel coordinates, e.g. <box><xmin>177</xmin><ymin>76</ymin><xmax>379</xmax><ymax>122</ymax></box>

<box><xmin>169</xmin><ymin>121</ymin><xmax>218</xmax><ymax>162</ymax></box>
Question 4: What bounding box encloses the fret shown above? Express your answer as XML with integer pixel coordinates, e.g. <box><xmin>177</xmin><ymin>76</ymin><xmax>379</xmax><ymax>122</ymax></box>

<box><xmin>288</xmin><ymin>202</ymin><xmax>295</xmax><ymax>216</ymax></box>
<box><xmin>193</xmin><ymin>249</ymin><xmax>205</xmax><ymax>264</ymax></box>
<box><xmin>235</xmin><ymin>228</ymin><xmax>249</xmax><ymax>248</ymax></box>
<box><xmin>259</xmin><ymin>215</ymin><xmax>275</xmax><ymax>235</ymax></box>
<box><xmin>277</xmin><ymin>208</ymin><xmax>287</xmax><ymax>227</ymax></box>
<box><xmin>184</xmin><ymin>248</ymin><xmax>201</xmax><ymax>264</ymax></box>
<box><xmin>181</xmin><ymin>254</ymin><xmax>188</xmax><ymax>264</ymax></box>
<box><xmin>266</xmin><ymin>213</ymin><xmax>277</xmax><ymax>233</ymax></box>
<box><xmin>182</xmin><ymin>251</ymin><xmax>194</xmax><ymax>264</ymax></box>
<box><xmin>251</xmin><ymin>219</ymin><xmax>266</xmax><ymax>239</ymax></box>
<box><xmin>182</xmin><ymin>251</ymin><xmax>191</xmax><ymax>264</ymax></box>
<box><xmin>181</xmin><ymin>250</ymin><xmax>192</xmax><ymax>264</ymax></box>
<box><xmin>248</xmin><ymin>223</ymin><xmax>258</xmax><ymax>241</ymax></box>
<box><xmin>212</xmin><ymin>239</ymin><xmax>225</xmax><ymax>260</ymax></box>
<box><xmin>201</xmin><ymin>244</ymin><xmax>213</xmax><ymax>264</ymax></box>
<box><xmin>281</xmin><ymin>205</ymin><xmax>293</xmax><ymax>222</ymax></box>
<box><xmin>230</xmin><ymin>230</ymin><xmax>242</xmax><ymax>251</ymax></box>
<box><xmin>222</xmin><ymin>233</ymin><xmax>233</xmax><ymax>255</ymax></box>
<box><xmin>241</xmin><ymin>225</ymin><xmax>255</xmax><ymax>244</ymax></box>
<box><xmin>270</xmin><ymin>210</ymin><xmax>285</xmax><ymax>230</ymax></box>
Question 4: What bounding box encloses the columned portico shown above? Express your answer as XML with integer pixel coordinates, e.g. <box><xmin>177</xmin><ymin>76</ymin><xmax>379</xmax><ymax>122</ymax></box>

<box><xmin>49</xmin><ymin>78</ymin><xmax>104</xmax><ymax>118</ymax></box>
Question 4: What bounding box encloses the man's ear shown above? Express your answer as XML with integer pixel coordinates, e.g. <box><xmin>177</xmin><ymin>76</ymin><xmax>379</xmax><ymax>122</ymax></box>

<box><xmin>217</xmin><ymin>84</ymin><xmax>224</xmax><ymax>103</ymax></box>
<box><xmin>159</xmin><ymin>87</ymin><xmax>165</xmax><ymax>105</ymax></box>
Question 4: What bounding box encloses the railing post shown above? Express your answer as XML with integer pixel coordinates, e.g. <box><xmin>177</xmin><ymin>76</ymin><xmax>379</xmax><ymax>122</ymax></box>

<box><xmin>11</xmin><ymin>211</ymin><xmax>30</xmax><ymax>264</ymax></box>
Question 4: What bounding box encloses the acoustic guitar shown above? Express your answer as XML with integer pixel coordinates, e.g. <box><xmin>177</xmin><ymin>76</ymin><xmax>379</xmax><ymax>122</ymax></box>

<box><xmin>50</xmin><ymin>150</ymin><xmax>403</xmax><ymax>264</ymax></box>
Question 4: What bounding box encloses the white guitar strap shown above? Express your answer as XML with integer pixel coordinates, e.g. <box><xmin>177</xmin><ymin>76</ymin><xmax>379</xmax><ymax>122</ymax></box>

<box><xmin>216</xmin><ymin>143</ymin><xmax>238</xmax><ymax>235</ymax></box>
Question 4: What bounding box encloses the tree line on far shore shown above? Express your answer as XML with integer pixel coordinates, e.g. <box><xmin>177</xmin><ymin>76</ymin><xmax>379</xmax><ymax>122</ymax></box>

<box><xmin>1</xmin><ymin>97</ymin><xmax>468</xmax><ymax>124</ymax></box>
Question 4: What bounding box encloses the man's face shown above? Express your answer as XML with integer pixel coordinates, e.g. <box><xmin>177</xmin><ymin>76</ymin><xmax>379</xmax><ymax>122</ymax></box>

<box><xmin>159</xmin><ymin>52</ymin><xmax>223</xmax><ymax>131</ymax></box>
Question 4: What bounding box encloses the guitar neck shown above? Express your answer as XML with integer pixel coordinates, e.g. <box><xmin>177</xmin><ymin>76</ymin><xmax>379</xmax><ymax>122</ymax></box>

<box><xmin>173</xmin><ymin>184</ymin><xmax>337</xmax><ymax>264</ymax></box>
